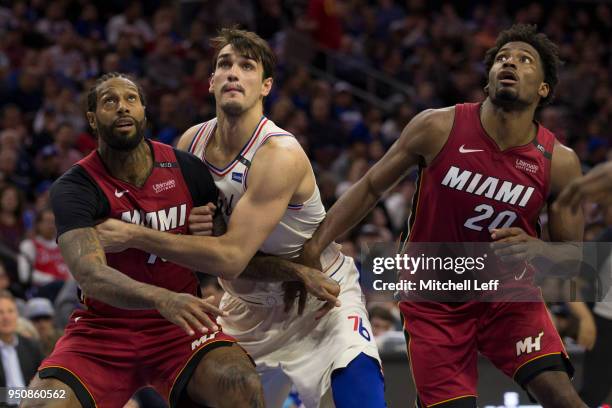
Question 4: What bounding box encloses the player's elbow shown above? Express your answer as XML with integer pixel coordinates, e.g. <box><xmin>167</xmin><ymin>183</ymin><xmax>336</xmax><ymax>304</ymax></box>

<box><xmin>217</xmin><ymin>247</ymin><xmax>249</xmax><ymax>280</ymax></box>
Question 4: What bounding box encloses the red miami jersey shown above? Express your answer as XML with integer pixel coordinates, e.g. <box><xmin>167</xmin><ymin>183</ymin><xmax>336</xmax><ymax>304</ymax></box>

<box><xmin>408</xmin><ymin>102</ymin><xmax>555</xmax><ymax>243</ymax></box>
<box><xmin>51</xmin><ymin>140</ymin><xmax>217</xmax><ymax>318</ymax></box>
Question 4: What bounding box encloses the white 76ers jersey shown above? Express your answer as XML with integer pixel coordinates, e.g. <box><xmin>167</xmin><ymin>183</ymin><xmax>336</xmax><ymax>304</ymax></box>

<box><xmin>188</xmin><ymin>116</ymin><xmax>328</xmax><ymax>305</ymax></box>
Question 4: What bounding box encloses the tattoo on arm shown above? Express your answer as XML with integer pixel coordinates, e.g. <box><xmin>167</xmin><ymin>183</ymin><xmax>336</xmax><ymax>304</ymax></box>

<box><xmin>59</xmin><ymin>228</ymin><xmax>167</xmax><ymax>310</ymax></box>
<box><xmin>240</xmin><ymin>253</ymin><xmax>303</xmax><ymax>282</ymax></box>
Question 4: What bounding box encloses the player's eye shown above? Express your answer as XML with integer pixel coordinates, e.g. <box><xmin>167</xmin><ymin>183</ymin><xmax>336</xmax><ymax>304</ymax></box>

<box><xmin>127</xmin><ymin>95</ymin><xmax>137</xmax><ymax>102</ymax></box>
<box><xmin>242</xmin><ymin>63</ymin><xmax>254</xmax><ymax>70</ymax></box>
<box><xmin>103</xmin><ymin>97</ymin><xmax>116</xmax><ymax>106</ymax></box>
<box><xmin>521</xmin><ymin>56</ymin><xmax>532</xmax><ymax>64</ymax></box>
<box><xmin>496</xmin><ymin>55</ymin><xmax>508</xmax><ymax>62</ymax></box>
<box><xmin>218</xmin><ymin>60</ymin><xmax>231</xmax><ymax>68</ymax></box>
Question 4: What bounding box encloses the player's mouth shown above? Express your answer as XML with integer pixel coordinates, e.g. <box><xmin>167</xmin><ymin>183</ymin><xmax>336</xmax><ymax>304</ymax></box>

<box><xmin>114</xmin><ymin>117</ymin><xmax>135</xmax><ymax>130</ymax></box>
<box><xmin>222</xmin><ymin>85</ymin><xmax>244</xmax><ymax>94</ymax></box>
<box><xmin>498</xmin><ymin>70</ymin><xmax>518</xmax><ymax>85</ymax></box>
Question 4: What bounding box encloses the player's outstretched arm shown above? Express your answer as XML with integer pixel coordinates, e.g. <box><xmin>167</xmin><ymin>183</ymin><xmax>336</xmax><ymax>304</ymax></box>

<box><xmin>302</xmin><ymin>108</ymin><xmax>453</xmax><ymax>263</ymax></box>
<box><xmin>59</xmin><ymin>227</ymin><xmax>224</xmax><ymax>335</ymax></box>
<box><xmin>97</xmin><ymin>137</ymin><xmax>309</xmax><ymax>279</ymax></box>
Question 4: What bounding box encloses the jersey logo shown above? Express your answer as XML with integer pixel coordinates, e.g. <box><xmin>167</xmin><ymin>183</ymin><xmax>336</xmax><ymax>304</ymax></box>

<box><xmin>121</xmin><ymin>204</ymin><xmax>187</xmax><ymax>232</ymax></box>
<box><xmin>515</xmin><ymin>159</ymin><xmax>539</xmax><ymax>174</ymax></box>
<box><xmin>514</xmin><ymin>266</ymin><xmax>528</xmax><ymax>280</ymax></box>
<box><xmin>115</xmin><ymin>189</ymin><xmax>129</xmax><ymax>198</ymax></box>
<box><xmin>516</xmin><ymin>331</ymin><xmax>544</xmax><ymax>356</ymax></box>
<box><xmin>154</xmin><ymin>161</ymin><xmax>179</xmax><ymax>168</ymax></box>
<box><xmin>153</xmin><ymin>179</ymin><xmax>176</xmax><ymax>194</ymax></box>
<box><xmin>191</xmin><ymin>331</ymin><xmax>217</xmax><ymax>350</ymax></box>
<box><xmin>231</xmin><ymin>172</ymin><xmax>243</xmax><ymax>183</ymax></box>
<box><xmin>441</xmin><ymin>166</ymin><xmax>535</xmax><ymax>208</ymax></box>
<box><xmin>459</xmin><ymin>144</ymin><xmax>484</xmax><ymax>153</ymax></box>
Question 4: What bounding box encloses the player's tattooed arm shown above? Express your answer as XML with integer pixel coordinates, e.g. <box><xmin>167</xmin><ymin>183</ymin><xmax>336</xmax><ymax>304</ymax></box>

<box><xmin>60</xmin><ymin>227</ymin><xmax>224</xmax><ymax>335</ymax></box>
<box><xmin>58</xmin><ymin>227</ymin><xmax>170</xmax><ymax>309</ymax></box>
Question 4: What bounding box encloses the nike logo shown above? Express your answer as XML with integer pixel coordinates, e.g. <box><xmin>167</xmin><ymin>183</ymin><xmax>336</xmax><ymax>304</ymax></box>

<box><xmin>459</xmin><ymin>145</ymin><xmax>484</xmax><ymax>153</ymax></box>
<box><xmin>74</xmin><ymin>317</ymin><xmax>81</xmax><ymax>323</ymax></box>
<box><xmin>515</xmin><ymin>266</ymin><xmax>527</xmax><ymax>280</ymax></box>
<box><xmin>115</xmin><ymin>189</ymin><xmax>129</xmax><ymax>198</ymax></box>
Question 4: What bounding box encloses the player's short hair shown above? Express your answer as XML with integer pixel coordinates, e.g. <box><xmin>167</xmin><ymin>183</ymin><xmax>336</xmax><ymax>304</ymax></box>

<box><xmin>211</xmin><ymin>28</ymin><xmax>276</xmax><ymax>80</ymax></box>
<box><xmin>484</xmin><ymin>24</ymin><xmax>561</xmax><ymax>106</ymax></box>
<box><xmin>87</xmin><ymin>72</ymin><xmax>147</xmax><ymax>112</ymax></box>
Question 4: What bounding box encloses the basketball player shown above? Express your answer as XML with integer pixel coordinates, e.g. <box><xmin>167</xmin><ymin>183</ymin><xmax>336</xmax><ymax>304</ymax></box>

<box><xmin>96</xmin><ymin>29</ymin><xmax>386</xmax><ymax>408</ymax></box>
<box><xmin>555</xmin><ymin>160</ymin><xmax>612</xmax><ymax>211</ymax></box>
<box><xmin>22</xmin><ymin>73</ymin><xmax>265</xmax><ymax>408</ymax></box>
<box><xmin>300</xmin><ymin>24</ymin><xmax>588</xmax><ymax>407</ymax></box>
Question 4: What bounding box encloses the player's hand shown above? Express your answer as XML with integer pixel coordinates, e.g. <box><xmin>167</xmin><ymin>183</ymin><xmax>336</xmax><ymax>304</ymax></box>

<box><xmin>188</xmin><ymin>202</ymin><xmax>216</xmax><ymax>236</ymax></box>
<box><xmin>283</xmin><ymin>265</ymin><xmax>341</xmax><ymax>318</ymax></box>
<box><xmin>156</xmin><ymin>292</ymin><xmax>227</xmax><ymax>336</ymax></box>
<box><xmin>554</xmin><ymin>161</ymin><xmax>612</xmax><ymax>213</ymax></box>
<box><xmin>96</xmin><ymin>219</ymin><xmax>135</xmax><ymax>252</ymax></box>
<box><xmin>576</xmin><ymin>314</ymin><xmax>597</xmax><ymax>350</ymax></box>
<box><xmin>490</xmin><ymin>227</ymin><xmax>543</xmax><ymax>262</ymax></box>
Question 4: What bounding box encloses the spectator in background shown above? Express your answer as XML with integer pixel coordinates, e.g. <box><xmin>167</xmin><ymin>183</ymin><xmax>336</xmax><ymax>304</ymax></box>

<box><xmin>0</xmin><ymin>185</ymin><xmax>25</xmax><ymax>254</ymax></box>
<box><xmin>369</xmin><ymin>305</ymin><xmax>396</xmax><ymax>339</ymax></box>
<box><xmin>34</xmin><ymin>2</ymin><xmax>72</xmax><ymax>42</ymax></box>
<box><xmin>50</xmin><ymin>122</ymin><xmax>82</xmax><ymax>174</ymax></box>
<box><xmin>105</xmin><ymin>1</ymin><xmax>153</xmax><ymax>48</ymax></box>
<box><xmin>0</xmin><ymin>290</ymin><xmax>44</xmax><ymax>403</ymax></box>
<box><xmin>24</xmin><ymin>297</ymin><xmax>62</xmax><ymax>357</ymax></box>
<box><xmin>145</xmin><ymin>35</ymin><xmax>183</xmax><ymax>91</ymax></box>
<box><xmin>18</xmin><ymin>208</ymin><xmax>70</xmax><ymax>300</ymax></box>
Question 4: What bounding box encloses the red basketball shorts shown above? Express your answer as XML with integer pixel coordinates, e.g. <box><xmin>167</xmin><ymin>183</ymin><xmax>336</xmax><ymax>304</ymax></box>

<box><xmin>39</xmin><ymin>309</ymin><xmax>238</xmax><ymax>408</ymax></box>
<box><xmin>400</xmin><ymin>301</ymin><xmax>573</xmax><ymax>407</ymax></box>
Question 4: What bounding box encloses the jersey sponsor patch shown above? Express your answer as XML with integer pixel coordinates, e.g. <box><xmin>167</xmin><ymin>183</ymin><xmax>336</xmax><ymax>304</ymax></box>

<box><xmin>515</xmin><ymin>159</ymin><xmax>539</xmax><ymax>174</ymax></box>
<box><xmin>231</xmin><ymin>172</ymin><xmax>243</xmax><ymax>183</ymax></box>
<box><xmin>153</xmin><ymin>179</ymin><xmax>176</xmax><ymax>194</ymax></box>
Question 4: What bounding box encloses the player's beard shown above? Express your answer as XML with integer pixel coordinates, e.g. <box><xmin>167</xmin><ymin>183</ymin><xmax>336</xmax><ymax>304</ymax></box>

<box><xmin>97</xmin><ymin>116</ymin><xmax>146</xmax><ymax>151</ymax></box>
<box><xmin>490</xmin><ymin>85</ymin><xmax>530</xmax><ymax>110</ymax></box>
<box><xmin>220</xmin><ymin>99</ymin><xmax>246</xmax><ymax>117</ymax></box>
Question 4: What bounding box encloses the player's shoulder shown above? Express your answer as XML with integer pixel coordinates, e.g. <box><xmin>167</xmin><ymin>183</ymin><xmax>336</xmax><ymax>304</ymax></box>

<box><xmin>551</xmin><ymin>139</ymin><xmax>580</xmax><ymax>168</ymax></box>
<box><xmin>173</xmin><ymin>146</ymin><xmax>208</xmax><ymax>170</ymax></box>
<box><xmin>400</xmin><ymin>106</ymin><xmax>455</xmax><ymax>139</ymax></box>
<box><xmin>258</xmin><ymin>120</ymin><xmax>300</xmax><ymax>151</ymax></box>
<box><xmin>177</xmin><ymin>119</ymin><xmax>216</xmax><ymax>152</ymax></box>
<box><xmin>50</xmin><ymin>164</ymin><xmax>92</xmax><ymax>194</ymax></box>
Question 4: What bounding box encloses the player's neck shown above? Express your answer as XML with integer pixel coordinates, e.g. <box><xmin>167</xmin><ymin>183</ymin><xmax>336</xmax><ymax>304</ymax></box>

<box><xmin>480</xmin><ymin>99</ymin><xmax>538</xmax><ymax>150</ymax></box>
<box><xmin>98</xmin><ymin>141</ymin><xmax>153</xmax><ymax>187</ymax></box>
<box><xmin>214</xmin><ymin>108</ymin><xmax>264</xmax><ymax>154</ymax></box>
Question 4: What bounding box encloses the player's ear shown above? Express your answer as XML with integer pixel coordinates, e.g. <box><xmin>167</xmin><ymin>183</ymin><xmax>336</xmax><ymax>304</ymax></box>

<box><xmin>483</xmin><ymin>84</ymin><xmax>489</xmax><ymax>94</ymax></box>
<box><xmin>208</xmin><ymin>73</ymin><xmax>215</xmax><ymax>93</ymax></box>
<box><xmin>86</xmin><ymin>112</ymin><xmax>96</xmax><ymax>130</ymax></box>
<box><xmin>538</xmin><ymin>82</ymin><xmax>550</xmax><ymax>99</ymax></box>
<box><xmin>261</xmin><ymin>77</ymin><xmax>273</xmax><ymax>97</ymax></box>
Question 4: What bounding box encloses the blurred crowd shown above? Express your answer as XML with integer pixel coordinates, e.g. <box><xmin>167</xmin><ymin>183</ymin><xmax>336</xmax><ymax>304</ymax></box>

<box><xmin>0</xmin><ymin>0</ymin><xmax>610</xmax><ymax>404</ymax></box>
